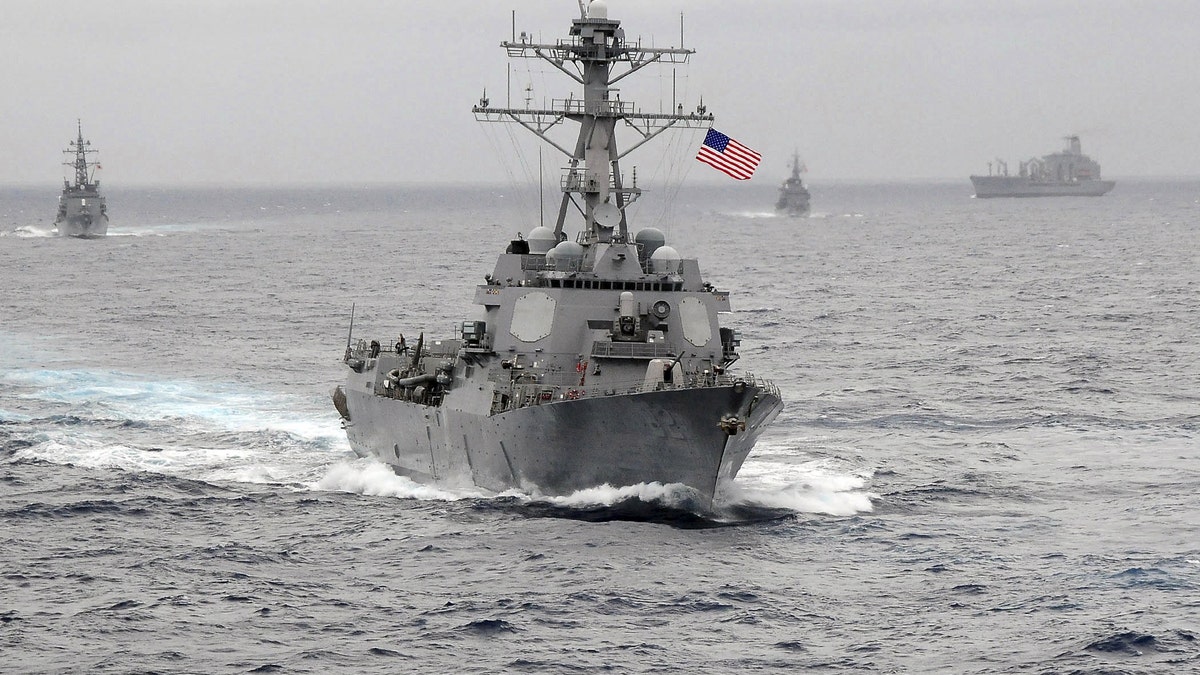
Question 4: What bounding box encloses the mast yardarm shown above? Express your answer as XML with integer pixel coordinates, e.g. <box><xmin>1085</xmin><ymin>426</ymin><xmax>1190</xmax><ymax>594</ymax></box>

<box><xmin>473</xmin><ymin>1</ymin><xmax>713</xmax><ymax>244</ymax></box>
<box><xmin>64</xmin><ymin>119</ymin><xmax>100</xmax><ymax>189</ymax></box>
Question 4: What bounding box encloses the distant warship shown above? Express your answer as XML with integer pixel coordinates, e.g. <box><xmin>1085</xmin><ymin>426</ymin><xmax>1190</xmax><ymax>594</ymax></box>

<box><xmin>332</xmin><ymin>0</ymin><xmax>782</xmax><ymax>506</ymax></box>
<box><xmin>971</xmin><ymin>135</ymin><xmax>1115</xmax><ymax>198</ymax></box>
<box><xmin>55</xmin><ymin>121</ymin><xmax>109</xmax><ymax>238</ymax></box>
<box><xmin>775</xmin><ymin>150</ymin><xmax>810</xmax><ymax>216</ymax></box>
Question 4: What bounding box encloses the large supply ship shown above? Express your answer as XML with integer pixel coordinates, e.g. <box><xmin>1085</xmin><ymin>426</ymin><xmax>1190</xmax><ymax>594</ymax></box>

<box><xmin>970</xmin><ymin>135</ymin><xmax>1115</xmax><ymax>198</ymax></box>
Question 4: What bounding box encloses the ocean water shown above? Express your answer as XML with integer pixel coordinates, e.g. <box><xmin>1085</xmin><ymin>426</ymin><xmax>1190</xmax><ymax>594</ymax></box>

<box><xmin>2</xmin><ymin>179</ymin><xmax>1199</xmax><ymax>673</ymax></box>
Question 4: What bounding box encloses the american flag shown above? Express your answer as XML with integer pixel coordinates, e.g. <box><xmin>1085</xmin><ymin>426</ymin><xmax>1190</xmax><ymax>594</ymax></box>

<box><xmin>695</xmin><ymin>129</ymin><xmax>762</xmax><ymax>180</ymax></box>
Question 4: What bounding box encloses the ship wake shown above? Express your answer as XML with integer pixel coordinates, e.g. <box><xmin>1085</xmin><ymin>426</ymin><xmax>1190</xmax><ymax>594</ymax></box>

<box><xmin>1</xmin><ymin>366</ymin><xmax>349</xmax><ymax>486</ymax></box>
<box><xmin>2</xmin><ymin>225</ymin><xmax>57</xmax><ymax>238</ymax></box>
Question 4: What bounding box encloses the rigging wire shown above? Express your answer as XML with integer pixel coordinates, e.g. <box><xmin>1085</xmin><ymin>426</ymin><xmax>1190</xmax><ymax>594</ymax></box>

<box><xmin>627</xmin><ymin>66</ymin><xmax>702</xmax><ymax>242</ymax></box>
<box><xmin>479</xmin><ymin>119</ymin><xmax>536</xmax><ymax>231</ymax></box>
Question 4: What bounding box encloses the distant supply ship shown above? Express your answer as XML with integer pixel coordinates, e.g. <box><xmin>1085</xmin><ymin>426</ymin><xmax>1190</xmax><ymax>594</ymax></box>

<box><xmin>775</xmin><ymin>150</ymin><xmax>810</xmax><ymax>216</ymax></box>
<box><xmin>331</xmin><ymin>0</ymin><xmax>782</xmax><ymax>507</ymax></box>
<box><xmin>54</xmin><ymin>121</ymin><xmax>108</xmax><ymax>237</ymax></box>
<box><xmin>970</xmin><ymin>136</ymin><xmax>1115</xmax><ymax>198</ymax></box>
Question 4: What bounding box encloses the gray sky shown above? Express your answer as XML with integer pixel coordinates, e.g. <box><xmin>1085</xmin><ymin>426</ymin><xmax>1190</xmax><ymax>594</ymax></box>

<box><xmin>2</xmin><ymin>0</ymin><xmax>1198</xmax><ymax>186</ymax></box>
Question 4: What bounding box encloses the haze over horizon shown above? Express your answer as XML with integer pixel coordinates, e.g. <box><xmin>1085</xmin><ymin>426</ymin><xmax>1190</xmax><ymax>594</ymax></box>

<box><xmin>2</xmin><ymin>0</ymin><xmax>1198</xmax><ymax>187</ymax></box>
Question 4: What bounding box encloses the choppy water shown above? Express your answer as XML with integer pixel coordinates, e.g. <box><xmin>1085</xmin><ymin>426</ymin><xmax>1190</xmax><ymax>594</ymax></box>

<box><xmin>2</xmin><ymin>180</ymin><xmax>1199</xmax><ymax>673</ymax></box>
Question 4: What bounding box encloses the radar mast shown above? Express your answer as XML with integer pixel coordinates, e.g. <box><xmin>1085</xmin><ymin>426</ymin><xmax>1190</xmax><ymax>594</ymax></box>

<box><xmin>473</xmin><ymin>1</ymin><xmax>713</xmax><ymax>244</ymax></box>
<box><xmin>63</xmin><ymin>119</ymin><xmax>100</xmax><ymax>189</ymax></box>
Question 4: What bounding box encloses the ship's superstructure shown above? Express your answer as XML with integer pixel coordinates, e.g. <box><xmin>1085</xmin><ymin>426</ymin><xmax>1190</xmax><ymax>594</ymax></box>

<box><xmin>332</xmin><ymin>0</ymin><xmax>782</xmax><ymax>505</ymax></box>
<box><xmin>775</xmin><ymin>150</ymin><xmax>811</xmax><ymax>216</ymax></box>
<box><xmin>54</xmin><ymin>120</ymin><xmax>109</xmax><ymax>238</ymax></box>
<box><xmin>970</xmin><ymin>135</ymin><xmax>1115</xmax><ymax>198</ymax></box>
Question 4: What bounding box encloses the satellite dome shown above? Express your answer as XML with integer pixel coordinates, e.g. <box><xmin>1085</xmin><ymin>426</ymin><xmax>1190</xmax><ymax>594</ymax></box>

<box><xmin>634</xmin><ymin>227</ymin><xmax>666</xmax><ymax>260</ymax></box>
<box><xmin>546</xmin><ymin>240</ymin><xmax>585</xmax><ymax>267</ymax></box>
<box><xmin>588</xmin><ymin>0</ymin><xmax>609</xmax><ymax>20</ymax></box>
<box><xmin>549</xmin><ymin>240</ymin><xmax>584</xmax><ymax>256</ymax></box>
<box><xmin>527</xmin><ymin>226</ymin><xmax>557</xmax><ymax>254</ymax></box>
<box><xmin>649</xmin><ymin>245</ymin><xmax>681</xmax><ymax>273</ymax></box>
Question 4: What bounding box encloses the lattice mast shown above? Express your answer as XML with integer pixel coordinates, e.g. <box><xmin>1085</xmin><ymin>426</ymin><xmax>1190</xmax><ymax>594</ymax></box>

<box><xmin>473</xmin><ymin>1</ymin><xmax>713</xmax><ymax>244</ymax></box>
<box><xmin>63</xmin><ymin>119</ymin><xmax>100</xmax><ymax>189</ymax></box>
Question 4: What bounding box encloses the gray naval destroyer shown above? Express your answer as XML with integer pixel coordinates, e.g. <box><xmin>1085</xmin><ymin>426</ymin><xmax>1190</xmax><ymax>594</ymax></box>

<box><xmin>775</xmin><ymin>150</ymin><xmax>811</xmax><ymax>216</ymax></box>
<box><xmin>55</xmin><ymin>120</ymin><xmax>109</xmax><ymax>238</ymax></box>
<box><xmin>332</xmin><ymin>0</ymin><xmax>783</xmax><ymax>506</ymax></box>
<box><xmin>970</xmin><ymin>135</ymin><xmax>1115</xmax><ymax>198</ymax></box>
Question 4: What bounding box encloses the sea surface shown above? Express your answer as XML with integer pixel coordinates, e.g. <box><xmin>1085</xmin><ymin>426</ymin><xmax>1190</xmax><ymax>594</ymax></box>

<box><xmin>2</xmin><ymin>179</ymin><xmax>1199</xmax><ymax>673</ymax></box>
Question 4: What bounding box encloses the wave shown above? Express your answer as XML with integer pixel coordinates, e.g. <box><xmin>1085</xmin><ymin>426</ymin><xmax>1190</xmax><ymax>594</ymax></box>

<box><xmin>5</xmin><ymin>368</ymin><xmax>336</xmax><ymax>439</ymax></box>
<box><xmin>315</xmin><ymin>459</ymin><xmax>490</xmax><ymax>501</ymax></box>
<box><xmin>2</xmin><ymin>367</ymin><xmax>348</xmax><ymax>485</ymax></box>
<box><xmin>1</xmin><ymin>225</ymin><xmax>171</xmax><ymax>238</ymax></box>
<box><xmin>103</xmin><ymin>229</ymin><xmax>168</xmax><ymax>237</ymax></box>
<box><xmin>719</xmin><ymin>211</ymin><xmax>860</xmax><ymax>220</ymax></box>
<box><xmin>1077</xmin><ymin>629</ymin><xmax>1198</xmax><ymax>660</ymax></box>
<box><xmin>731</xmin><ymin>449</ymin><xmax>876</xmax><ymax>516</ymax></box>
<box><xmin>725</xmin><ymin>210</ymin><xmax>782</xmax><ymax>219</ymax></box>
<box><xmin>106</xmin><ymin>221</ymin><xmax>250</xmax><ymax>236</ymax></box>
<box><xmin>310</xmin><ymin>459</ymin><xmax>736</xmax><ymax>526</ymax></box>
<box><xmin>313</xmin><ymin>443</ymin><xmax>875</xmax><ymax>528</ymax></box>
<box><xmin>1</xmin><ymin>225</ymin><xmax>56</xmax><ymax>238</ymax></box>
<box><xmin>0</xmin><ymin>222</ymin><xmax>247</xmax><ymax>239</ymax></box>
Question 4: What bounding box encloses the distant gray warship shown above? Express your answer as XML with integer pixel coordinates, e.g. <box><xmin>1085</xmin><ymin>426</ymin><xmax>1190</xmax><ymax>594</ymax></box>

<box><xmin>775</xmin><ymin>150</ymin><xmax>810</xmax><ymax>216</ymax></box>
<box><xmin>332</xmin><ymin>0</ymin><xmax>782</xmax><ymax>506</ymax></box>
<box><xmin>54</xmin><ymin>121</ymin><xmax>109</xmax><ymax>238</ymax></box>
<box><xmin>970</xmin><ymin>135</ymin><xmax>1115</xmax><ymax>198</ymax></box>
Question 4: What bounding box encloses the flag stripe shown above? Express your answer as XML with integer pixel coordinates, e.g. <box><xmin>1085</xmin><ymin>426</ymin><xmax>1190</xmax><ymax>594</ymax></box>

<box><xmin>695</xmin><ymin>129</ymin><xmax>762</xmax><ymax>180</ymax></box>
<box><xmin>696</xmin><ymin>148</ymin><xmax>758</xmax><ymax>179</ymax></box>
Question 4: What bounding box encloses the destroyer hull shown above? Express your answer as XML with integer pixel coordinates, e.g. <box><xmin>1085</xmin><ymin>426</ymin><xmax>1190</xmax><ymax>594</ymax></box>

<box><xmin>339</xmin><ymin>383</ymin><xmax>782</xmax><ymax>504</ymax></box>
<box><xmin>776</xmin><ymin>202</ymin><xmax>810</xmax><ymax>217</ymax></box>
<box><xmin>55</xmin><ymin>197</ymin><xmax>108</xmax><ymax>238</ymax></box>
<box><xmin>970</xmin><ymin>175</ymin><xmax>1115</xmax><ymax>198</ymax></box>
<box><xmin>776</xmin><ymin>191</ymin><xmax>811</xmax><ymax>217</ymax></box>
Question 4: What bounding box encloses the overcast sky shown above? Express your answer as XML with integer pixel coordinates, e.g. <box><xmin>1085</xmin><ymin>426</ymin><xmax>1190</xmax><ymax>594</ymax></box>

<box><xmin>2</xmin><ymin>0</ymin><xmax>1198</xmax><ymax>186</ymax></box>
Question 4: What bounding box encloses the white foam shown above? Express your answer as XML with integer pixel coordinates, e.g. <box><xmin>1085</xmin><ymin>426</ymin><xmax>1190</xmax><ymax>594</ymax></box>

<box><xmin>314</xmin><ymin>459</ymin><xmax>488</xmax><ymax>501</ymax></box>
<box><xmin>728</xmin><ymin>445</ymin><xmax>877</xmax><ymax>515</ymax></box>
<box><xmin>8</xmin><ymin>368</ymin><xmax>342</xmax><ymax>442</ymax></box>
<box><xmin>724</xmin><ymin>211</ymin><xmax>780</xmax><ymax>219</ymax></box>
<box><xmin>311</xmin><ymin>462</ymin><xmax>711</xmax><ymax>509</ymax></box>
<box><xmin>12</xmin><ymin>429</ymin><xmax>348</xmax><ymax>490</ymax></box>
<box><xmin>13</xmin><ymin>436</ymin><xmax>238</xmax><ymax>473</ymax></box>
<box><xmin>720</xmin><ymin>476</ymin><xmax>875</xmax><ymax>516</ymax></box>
<box><xmin>5</xmin><ymin>367</ymin><xmax>350</xmax><ymax>487</ymax></box>
<box><xmin>1</xmin><ymin>225</ymin><xmax>56</xmax><ymax>238</ymax></box>
<box><xmin>542</xmin><ymin>481</ymin><xmax>699</xmax><ymax>508</ymax></box>
<box><xmin>0</xmin><ymin>410</ymin><xmax>32</xmax><ymax>423</ymax></box>
<box><xmin>104</xmin><ymin>229</ymin><xmax>166</xmax><ymax>237</ymax></box>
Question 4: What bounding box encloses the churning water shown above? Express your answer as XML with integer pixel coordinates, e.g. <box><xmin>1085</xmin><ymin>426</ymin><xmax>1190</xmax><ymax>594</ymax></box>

<box><xmin>2</xmin><ymin>179</ymin><xmax>1199</xmax><ymax>673</ymax></box>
